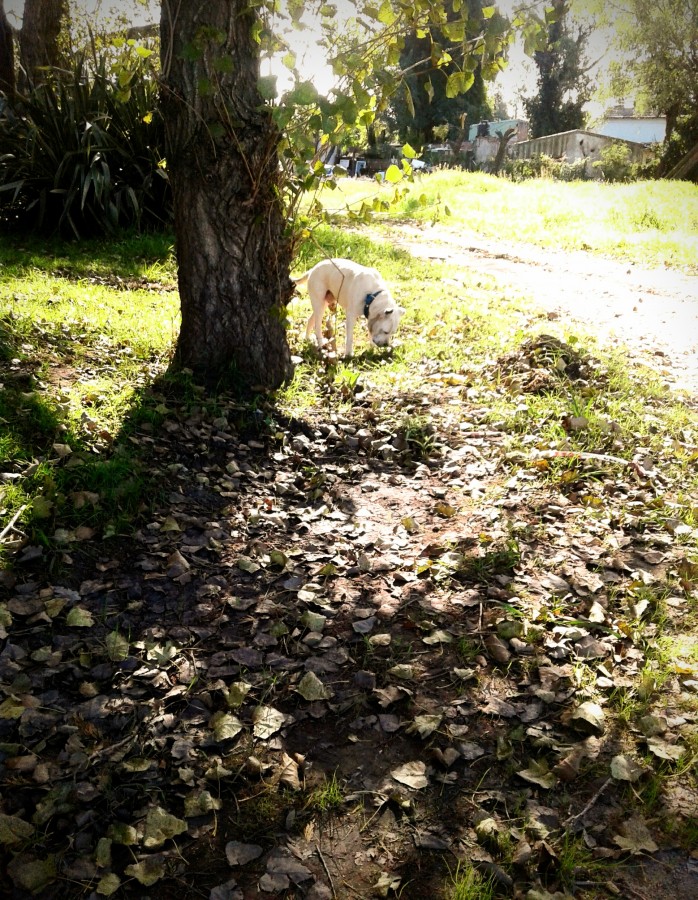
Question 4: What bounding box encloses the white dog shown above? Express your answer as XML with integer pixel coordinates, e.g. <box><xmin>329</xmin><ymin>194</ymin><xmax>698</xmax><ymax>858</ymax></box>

<box><xmin>293</xmin><ymin>258</ymin><xmax>404</xmax><ymax>357</ymax></box>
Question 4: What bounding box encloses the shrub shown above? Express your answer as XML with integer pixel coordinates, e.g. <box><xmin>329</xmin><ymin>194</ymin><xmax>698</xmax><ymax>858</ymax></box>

<box><xmin>592</xmin><ymin>143</ymin><xmax>633</xmax><ymax>183</ymax></box>
<box><xmin>504</xmin><ymin>153</ymin><xmax>596</xmax><ymax>182</ymax></box>
<box><xmin>0</xmin><ymin>46</ymin><xmax>171</xmax><ymax>237</ymax></box>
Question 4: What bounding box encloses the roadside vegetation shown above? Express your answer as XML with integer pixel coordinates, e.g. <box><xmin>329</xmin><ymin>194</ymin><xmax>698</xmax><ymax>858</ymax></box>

<box><xmin>1</xmin><ymin>174</ymin><xmax>697</xmax><ymax>897</ymax></box>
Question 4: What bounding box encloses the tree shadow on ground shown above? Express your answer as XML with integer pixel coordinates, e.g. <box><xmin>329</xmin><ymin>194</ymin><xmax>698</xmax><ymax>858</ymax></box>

<box><xmin>1</xmin><ymin>360</ymin><xmax>697</xmax><ymax>899</ymax></box>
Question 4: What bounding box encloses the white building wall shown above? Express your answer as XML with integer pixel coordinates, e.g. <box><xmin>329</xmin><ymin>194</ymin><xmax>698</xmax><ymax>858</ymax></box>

<box><xmin>596</xmin><ymin>117</ymin><xmax>666</xmax><ymax>144</ymax></box>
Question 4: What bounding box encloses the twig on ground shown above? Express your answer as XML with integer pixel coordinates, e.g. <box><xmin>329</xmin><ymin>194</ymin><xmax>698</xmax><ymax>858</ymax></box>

<box><xmin>87</xmin><ymin>732</ymin><xmax>139</xmax><ymax>768</ymax></box>
<box><xmin>561</xmin><ymin>777</ymin><xmax>611</xmax><ymax>827</ymax></box>
<box><xmin>535</xmin><ymin>449</ymin><xmax>645</xmax><ymax>476</ymax></box>
<box><xmin>0</xmin><ymin>505</ymin><xmax>27</xmax><ymax>543</ymax></box>
<box><xmin>316</xmin><ymin>843</ymin><xmax>336</xmax><ymax>898</ymax></box>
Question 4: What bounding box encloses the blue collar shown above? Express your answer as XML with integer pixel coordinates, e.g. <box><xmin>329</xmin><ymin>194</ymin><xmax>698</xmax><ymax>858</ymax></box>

<box><xmin>364</xmin><ymin>289</ymin><xmax>384</xmax><ymax>318</ymax></box>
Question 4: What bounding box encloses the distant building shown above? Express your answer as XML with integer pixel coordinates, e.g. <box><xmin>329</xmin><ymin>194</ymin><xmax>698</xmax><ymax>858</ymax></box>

<box><xmin>509</xmin><ymin>129</ymin><xmax>652</xmax><ymax>171</ymax></box>
<box><xmin>596</xmin><ymin>107</ymin><xmax>666</xmax><ymax>144</ymax></box>
<box><xmin>468</xmin><ymin>119</ymin><xmax>528</xmax><ymax>142</ymax></box>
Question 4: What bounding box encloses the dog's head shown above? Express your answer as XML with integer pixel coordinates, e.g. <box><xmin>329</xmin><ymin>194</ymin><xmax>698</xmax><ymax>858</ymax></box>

<box><xmin>367</xmin><ymin>294</ymin><xmax>405</xmax><ymax>347</ymax></box>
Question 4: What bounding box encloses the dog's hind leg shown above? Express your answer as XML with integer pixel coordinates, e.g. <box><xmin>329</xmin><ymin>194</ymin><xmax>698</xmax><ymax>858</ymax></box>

<box><xmin>305</xmin><ymin>313</ymin><xmax>315</xmax><ymax>340</ymax></box>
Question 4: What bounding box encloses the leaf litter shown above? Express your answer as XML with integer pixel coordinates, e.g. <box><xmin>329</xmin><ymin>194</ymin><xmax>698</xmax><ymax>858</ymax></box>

<box><xmin>0</xmin><ymin>334</ymin><xmax>697</xmax><ymax>899</ymax></box>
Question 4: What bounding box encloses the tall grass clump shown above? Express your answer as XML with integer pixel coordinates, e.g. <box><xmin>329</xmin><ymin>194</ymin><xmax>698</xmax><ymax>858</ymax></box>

<box><xmin>0</xmin><ymin>45</ymin><xmax>170</xmax><ymax>237</ymax></box>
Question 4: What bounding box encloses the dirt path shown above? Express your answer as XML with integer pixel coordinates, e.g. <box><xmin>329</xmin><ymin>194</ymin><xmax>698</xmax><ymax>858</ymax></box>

<box><xmin>386</xmin><ymin>223</ymin><xmax>698</xmax><ymax>396</ymax></box>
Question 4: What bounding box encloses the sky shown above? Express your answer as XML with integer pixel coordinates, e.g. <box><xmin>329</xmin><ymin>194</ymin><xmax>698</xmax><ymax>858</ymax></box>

<box><xmin>5</xmin><ymin>0</ymin><xmax>619</xmax><ymax>121</ymax></box>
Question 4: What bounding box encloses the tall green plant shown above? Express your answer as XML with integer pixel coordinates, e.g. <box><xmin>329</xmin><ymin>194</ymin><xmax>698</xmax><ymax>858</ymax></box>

<box><xmin>0</xmin><ymin>45</ymin><xmax>170</xmax><ymax>237</ymax></box>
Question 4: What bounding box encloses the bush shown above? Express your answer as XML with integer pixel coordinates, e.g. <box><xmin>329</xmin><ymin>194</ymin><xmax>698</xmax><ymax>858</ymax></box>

<box><xmin>592</xmin><ymin>143</ymin><xmax>633</xmax><ymax>183</ymax></box>
<box><xmin>0</xmin><ymin>47</ymin><xmax>171</xmax><ymax>237</ymax></box>
<box><xmin>503</xmin><ymin>153</ymin><xmax>592</xmax><ymax>182</ymax></box>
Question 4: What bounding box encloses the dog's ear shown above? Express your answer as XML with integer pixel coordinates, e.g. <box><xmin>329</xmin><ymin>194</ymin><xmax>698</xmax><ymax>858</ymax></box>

<box><xmin>398</xmin><ymin>306</ymin><xmax>406</xmax><ymax>315</ymax></box>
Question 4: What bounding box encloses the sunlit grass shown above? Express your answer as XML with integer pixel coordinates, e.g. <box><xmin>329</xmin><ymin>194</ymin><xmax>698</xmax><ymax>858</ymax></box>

<box><xmin>327</xmin><ymin>171</ymin><xmax>698</xmax><ymax>270</ymax></box>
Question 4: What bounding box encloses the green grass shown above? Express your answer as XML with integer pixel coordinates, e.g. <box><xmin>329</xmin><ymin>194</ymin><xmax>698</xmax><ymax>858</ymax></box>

<box><xmin>1</xmin><ymin>173</ymin><xmax>697</xmax><ymax>566</ymax></box>
<box><xmin>447</xmin><ymin>862</ymin><xmax>496</xmax><ymax>900</ymax></box>
<box><xmin>307</xmin><ymin>773</ymin><xmax>344</xmax><ymax>812</ymax></box>
<box><xmin>326</xmin><ymin>172</ymin><xmax>698</xmax><ymax>271</ymax></box>
<box><xmin>0</xmin><ymin>233</ymin><xmax>180</xmax><ymax>556</ymax></box>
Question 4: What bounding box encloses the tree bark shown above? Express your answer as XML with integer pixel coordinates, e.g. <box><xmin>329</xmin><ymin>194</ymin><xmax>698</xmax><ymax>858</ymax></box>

<box><xmin>19</xmin><ymin>0</ymin><xmax>68</xmax><ymax>88</ymax></box>
<box><xmin>0</xmin><ymin>0</ymin><xmax>14</xmax><ymax>100</ymax></box>
<box><xmin>159</xmin><ymin>0</ymin><xmax>293</xmax><ymax>390</ymax></box>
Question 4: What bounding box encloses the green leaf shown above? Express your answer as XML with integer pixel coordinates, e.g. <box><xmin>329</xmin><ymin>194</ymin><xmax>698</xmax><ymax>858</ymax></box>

<box><xmin>32</xmin><ymin>496</ymin><xmax>53</xmax><ymax>519</ymax></box>
<box><xmin>107</xmin><ymin>822</ymin><xmax>138</xmax><ymax>845</ymax></box>
<box><xmin>442</xmin><ymin>21</ymin><xmax>465</xmax><ymax>42</ymax></box>
<box><xmin>482</xmin><ymin>5</ymin><xmax>496</xmax><ymax>18</ymax></box>
<box><xmin>404</xmin><ymin>82</ymin><xmax>415</xmax><ymax>118</ymax></box>
<box><xmin>446</xmin><ymin>71</ymin><xmax>475</xmax><ymax>98</ymax></box>
<box><xmin>210</xmin><ymin>711</ymin><xmax>244</xmax><ymax>742</ymax></box>
<box><xmin>7</xmin><ymin>854</ymin><xmax>57</xmax><ymax>893</ymax></box>
<box><xmin>378</xmin><ymin>0</ymin><xmax>396</xmax><ymax>24</ymax></box>
<box><xmin>125</xmin><ymin>857</ymin><xmax>167</xmax><ymax>886</ymax></box>
<box><xmin>236</xmin><ymin>556</ymin><xmax>260</xmax><ymax>573</ymax></box>
<box><xmin>184</xmin><ymin>790</ymin><xmax>222</xmax><ymax>817</ymax></box>
<box><xmin>287</xmin><ymin>81</ymin><xmax>319</xmax><ymax>106</ymax></box>
<box><xmin>105</xmin><ymin>631</ymin><xmax>129</xmax><ymax>662</ymax></box>
<box><xmin>517</xmin><ymin>760</ymin><xmax>556</xmax><ymax>789</ymax></box>
<box><xmin>297</xmin><ymin>671</ymin><xmax>333</xmax><ymax>701</ymax></box>
<box><xmin>0</xmin><ymin>697</ymin><xmax>25</xmax><ymax>719</ymax></box>
<box><xmin>269</xmin><ymin>549</ymin><xmax>288</xmax><ymax>568</ymax></box>
<box><xmin>0</xmin><ymin>814</ymin><xmax>34</xmax><ymax>845</ymax></box>
<box><xmin>300</xmin><ymin>610</ymin><xmax>326</xmax><ymax>631</ymax></box>
<box><xmin>96</xmin><ymin>873</ymin><xmax>121</xmax><ymax>896</ymax></box>
<box><xmin>384</xmin><ymin>164</ymin><xmax>403</xmax><ymax>184</ymax></box>
<box><xmin>401</xmin><ymin>143</ymin><xmax>417</xmax><ymax>159</ymax></box>
<box><xmin>143</xmin><ymin>807</ymin><xmax>187</xmax><ymax>849</ymax></box>
<box><xmin>282</xmin><ymin>52</ymin><xmax>296</xmax><ymax>70</ymax></box>
<box><xmin>66</xmin><ymin>607</ymin><xmax>95</xmax><ymax>627</ymax></box>
<box><xmin>226</xmin><ymin>681</ymin><xmax>252</xmax><ymax>708</ymax></box>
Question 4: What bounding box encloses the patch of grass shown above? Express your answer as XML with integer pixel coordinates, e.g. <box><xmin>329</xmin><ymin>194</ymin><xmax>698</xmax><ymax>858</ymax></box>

<box><xmin>456</xmin><ymin>540</ymin><xmax>521</xmax><ymax>584</ymax></box>
<box><xmin>456</xmin><ymin>637</ymin><xmax>480</xmax><ymax>664</ymax></box>
<box><xmin>447</xmin><ymin>862</ymin><xmax>496</xmax><ymax>900</ymax></box>
<box><xmin>401</xmin><ymin>415</ymin><xmax>436</xmax><ymax>458</ymax></box>
<box><xmin>307</xmin><ymin>773</ymin><xmax>344</xmax><ymax>813</ymax></box>
<box><xmin>553</xmin><ymin>831</ymin><xmax>608</xmax><ymax>893</ymax></box>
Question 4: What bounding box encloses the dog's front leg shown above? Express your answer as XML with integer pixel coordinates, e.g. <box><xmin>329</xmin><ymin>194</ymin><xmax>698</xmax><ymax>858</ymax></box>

<box><xmin>308</xmin><ymin>296</ymin><xmax>326</xmax><ymax>350</ymax></box>
<box><xmin>343</xmin><ymin>310</ymin><xmax>357</xmax><ymax>357</ymax></box>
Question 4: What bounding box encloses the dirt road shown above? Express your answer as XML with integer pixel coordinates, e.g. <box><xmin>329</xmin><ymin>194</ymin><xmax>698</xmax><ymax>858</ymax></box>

<box><xmin>389</xmin><ymin>223</ymin><xmax>698</xmax><ymax>396</ymax></box>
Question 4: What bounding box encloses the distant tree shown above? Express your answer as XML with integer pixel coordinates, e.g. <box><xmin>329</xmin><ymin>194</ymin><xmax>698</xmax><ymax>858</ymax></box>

<box><xmin>490</xmin><ymin>89</ymin><xmax>510</xmax><ymax>121</ymax></box>
<box><xmin>604</xmin><ymin>0</ymin><xmax>698</xmax><ymax>173</ymax></box>
<box><xmin>390</xmin><ymin>0</ymin><xmax>499</xmax><ymax>146</ymax></box>
<box><xmin>523</xmin><ymin>0</ymin><xmax>593</xmax><ymax>138</ymax></box>
<box><xmin>19</xmin><ymin>0</ymin><xmax>68</xmax><ymax>88</ymax></box>
<box><xmin>0</xmin><ymin>0</ymin><xmax>14</xmax><ymax>99</ymax></box>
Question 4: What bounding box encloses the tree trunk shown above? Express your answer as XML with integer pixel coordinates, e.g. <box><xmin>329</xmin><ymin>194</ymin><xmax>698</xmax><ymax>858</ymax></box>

<box><xmin>492</xmin><ymin>128</ymin><xmax>517</xmax><ymax>175</ymax></box>
<box><xmin>159</xmin><ymin>0</ymin><xmax>293</xmax><ymax>390</ymax></box>
<box><xmin>0</xmin><ymin>0</ymin><xmax>14</xmax><ymax>100</ymax></box>
<box><xmin>19</xmin><ymin>0</ymin><xmax>68</xmax><ymax>88</ymax></box>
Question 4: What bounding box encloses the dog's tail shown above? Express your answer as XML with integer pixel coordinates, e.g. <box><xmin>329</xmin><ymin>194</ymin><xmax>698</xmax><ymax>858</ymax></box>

<box><xmin>291</xmin><ymin>271</ymin><xmax>310</xmax><ymax>291</ymax></box>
